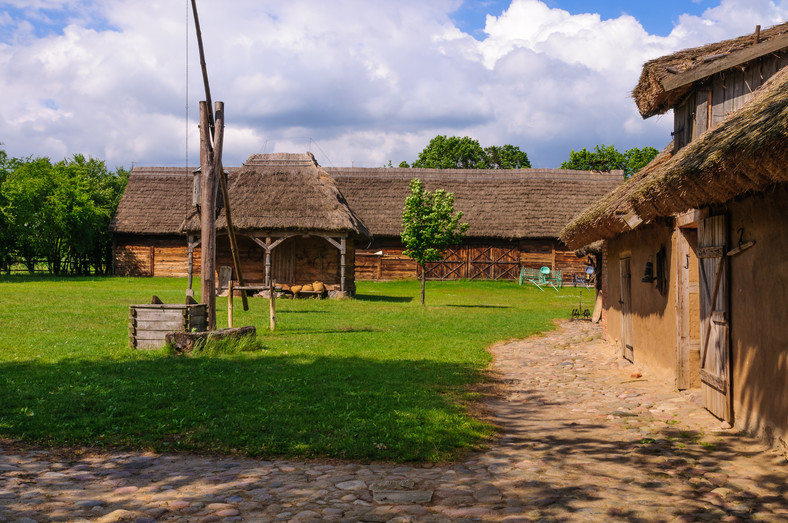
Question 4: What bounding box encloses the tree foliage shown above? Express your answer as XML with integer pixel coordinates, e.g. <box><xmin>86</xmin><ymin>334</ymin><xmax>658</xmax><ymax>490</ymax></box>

<box><xmin>560</xmin><ymin>144</ymin><xmax>658</xmax><ymax>178</ymax></box>
<box><xmin>0</xmin><ymin>148</ymin><xmax>129</xmax><ymax>275</ymax></box>
<box><xmin>401</xmin><ymin>178</ymin><xmax>468</xmax><ymax>305</ymax></box>
<box><xmin>410</xmin><ymin>135</ymin><xmax>531</xmax><ymax>170</ymax></box>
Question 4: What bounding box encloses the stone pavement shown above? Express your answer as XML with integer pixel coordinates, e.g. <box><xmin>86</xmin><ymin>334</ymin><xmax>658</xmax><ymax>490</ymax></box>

<box><xmin>1</xmin><ymin>320</ymin><xmax>787</xmax><ymax>522</ymax></box>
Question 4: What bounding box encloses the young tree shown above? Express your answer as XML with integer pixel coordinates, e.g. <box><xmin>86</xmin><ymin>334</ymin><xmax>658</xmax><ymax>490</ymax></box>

<box><xmin>401</xmin><ymin>178</ymin><xmax>469</xmax><ymax>305</ymax></box>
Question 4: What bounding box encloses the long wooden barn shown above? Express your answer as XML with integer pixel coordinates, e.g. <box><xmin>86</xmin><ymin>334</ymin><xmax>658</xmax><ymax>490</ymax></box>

<box><xmin>328</xmin><ymin>167</ymin><xmax>623</xmax><ymax>282</ymax></box>
<box><xmin>561</xmin><ymin>22</ymin><xmax>788</xmax><ymax>453</ymax></box>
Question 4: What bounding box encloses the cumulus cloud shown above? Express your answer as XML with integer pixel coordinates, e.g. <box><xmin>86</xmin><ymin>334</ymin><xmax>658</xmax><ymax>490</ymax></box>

<box><xmin>0</xmin><ymin>0</ymin><xmax>786</xmax><ymax>169</ymax></box>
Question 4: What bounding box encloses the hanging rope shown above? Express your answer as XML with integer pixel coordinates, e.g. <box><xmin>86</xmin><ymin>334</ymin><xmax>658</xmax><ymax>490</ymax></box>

<box><xmin>185</xmin><ymin>0</ymin><xmax>189</xmax><ymax>169</ymax></box>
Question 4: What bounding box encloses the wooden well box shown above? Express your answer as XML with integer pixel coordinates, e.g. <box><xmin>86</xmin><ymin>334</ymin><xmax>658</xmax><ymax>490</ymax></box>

<box><xmin>129</xmin><ymin>303</ymin><xmax>207</xmax><ymax>349</ymax></box>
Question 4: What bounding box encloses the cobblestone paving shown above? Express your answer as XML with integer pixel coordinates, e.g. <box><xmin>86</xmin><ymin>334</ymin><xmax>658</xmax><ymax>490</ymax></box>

<box><xmin>2</xmin><ymin>320</ymin><xmax>787</xmax><ymax>522</ymax></box>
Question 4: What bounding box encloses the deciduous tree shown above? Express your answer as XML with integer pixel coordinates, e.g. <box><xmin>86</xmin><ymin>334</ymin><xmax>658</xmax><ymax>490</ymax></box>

<box><xmin>401</xmin><ymin>179</ymin><xmax>468</xmax><ymax>305</ymax></box>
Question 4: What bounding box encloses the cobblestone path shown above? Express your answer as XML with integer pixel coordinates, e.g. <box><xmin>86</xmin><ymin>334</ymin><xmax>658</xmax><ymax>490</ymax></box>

<box><xmin>1</xmin><ymin>320</ymin><xmax>787</xmax><ymax>522</ymax></box>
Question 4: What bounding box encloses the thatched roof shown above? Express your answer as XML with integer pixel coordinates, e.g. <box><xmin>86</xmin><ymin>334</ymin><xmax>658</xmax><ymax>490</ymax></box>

<box><xmin>181</xmin><ymin>153</ymin><xmax>370</xmax><ymax>238</ymax></box>
<box><xmin>328</xmin><ymin>168</ymin><xmax>624</xmax><ymax>241</ymax></box>
<box><xmin>634</xmin><ymin>21</ymin><xmax>788</xmax><ymax>118</ymax></box>
<box><xmin>110</xmin><ymin>167</ymin><xmax>198</xmax><ymax>235</ymax></box>
<box><xmin>562</xmin><ymin>65</ymin><xmax>788</xmax><ymax>250</ymax></box>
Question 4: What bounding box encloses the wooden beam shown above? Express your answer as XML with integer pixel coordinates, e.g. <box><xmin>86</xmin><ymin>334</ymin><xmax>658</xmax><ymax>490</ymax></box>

<box><xmin>199</xmin><ymin>101</ymin><xmax>218</xmax><ymax>330</ymax></box>
<box><xmin>662</xmin><ymin>32</ymin><xmax>788</xmax><ymax>92</ymax></box>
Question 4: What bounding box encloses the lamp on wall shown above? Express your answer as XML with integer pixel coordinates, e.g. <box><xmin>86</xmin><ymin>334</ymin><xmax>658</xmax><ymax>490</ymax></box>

<box><xmin>642</xmin><ymin>255</ymin><xmax>655</xmax><ymax>283</ymax></box>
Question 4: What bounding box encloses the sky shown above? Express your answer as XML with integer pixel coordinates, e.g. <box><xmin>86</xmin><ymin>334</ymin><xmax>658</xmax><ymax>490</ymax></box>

<box><xmin>0</xmin><ymin>1</ymin><xmax>787</xmax><ymax>170</ymax></box>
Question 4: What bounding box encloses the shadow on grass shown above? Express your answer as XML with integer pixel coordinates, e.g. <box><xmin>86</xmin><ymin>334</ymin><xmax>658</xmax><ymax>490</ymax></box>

<box><xmin>444</xmin><ymin>304</ymin><xmax>512</xmax><ymax>309</ymax></box>
<box><xmin>354</xmin><ymin>294</ymin><xmax>414</xmax><ymax>303</ymax></box>
<box><xmin>0</xmin><ymin>355</ymin><xmax>488</xmax><ymax>463</ymax></box>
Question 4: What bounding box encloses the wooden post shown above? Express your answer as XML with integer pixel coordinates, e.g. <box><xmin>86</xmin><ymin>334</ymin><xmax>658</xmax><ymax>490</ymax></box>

<box><xmin>199</xmin><ymin>102</ymin><xmax>217</xmax><ymax>330</ymax></box>
<box><xmin>265</xmin><ymin>237</ymin><xmax>272</xmax><ymax>286</ymax></box>
<box><xmin>228</xmin><ymin>279</ymin><xmax>234</xmax><ymax>328</ymax></box>
<box><xmin>186</xmin><ymin>236</ymin><xmax>196</xmax><ymax>298</ymax></box>
<box><xmin>340</xmin><ymin>237</ymin><xmax>346</xmax><ymax>293</ymax></box>
<box><xmin>269</xmin><ymin>280</ymin><xmax>276</xmax><ymax>331</ymax></box>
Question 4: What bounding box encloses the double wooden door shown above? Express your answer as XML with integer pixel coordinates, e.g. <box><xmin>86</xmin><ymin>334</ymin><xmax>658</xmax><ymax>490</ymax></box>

<box><xmin>698</xmin><ymin>214</ymin><xmax>732</xmax><ymax>423</ymax></box>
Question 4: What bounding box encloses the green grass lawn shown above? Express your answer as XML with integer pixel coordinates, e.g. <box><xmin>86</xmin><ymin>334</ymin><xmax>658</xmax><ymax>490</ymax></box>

<box><xmin>0</xmin><ymin>276</ymin><xmax>583</xmax><ymax>462</ymax></box>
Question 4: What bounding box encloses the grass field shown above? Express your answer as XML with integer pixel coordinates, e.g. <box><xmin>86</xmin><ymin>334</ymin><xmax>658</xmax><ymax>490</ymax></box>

<box><xmin>0</xmin><ymin>276</ymin><xmax>583</xmax><ymax>461</ymax></box>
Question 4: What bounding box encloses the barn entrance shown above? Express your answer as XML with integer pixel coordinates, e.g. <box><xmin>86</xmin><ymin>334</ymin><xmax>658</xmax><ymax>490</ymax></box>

<box><xmin>698</xmin><ymin>214</ymin><xmax>732</xmax><ymax>423</ymax></box>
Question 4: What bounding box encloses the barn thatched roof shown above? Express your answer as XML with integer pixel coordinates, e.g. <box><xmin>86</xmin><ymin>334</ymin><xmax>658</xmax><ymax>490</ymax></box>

<box><xmin>110</xmin><ymin>167</ymin><xmax>199</xmax><ymax>235</ymax></box>
<box><xmin>181</xmin><ymin>153</ymin><xmax>370</xmax><ymax>238</ymax></box>
<box><xmin>328</xmin><ymin>168</ymin><xmax>624</xmax><ymax>241</ymax></box>
<box><xmin>562</xmin><ymin>65</ymin><xmax>788</xmax><ymax>250</ymax></box>
<box><xmin>634</xmin><ymin>21</ymin><xmax>788</xmax><ymax>118</ymax></box>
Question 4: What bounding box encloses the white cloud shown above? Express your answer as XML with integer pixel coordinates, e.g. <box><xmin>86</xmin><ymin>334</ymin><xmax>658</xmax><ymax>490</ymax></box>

<box><xmin>0</xmin><ymin>0</ymin><xmax>786</xmax><ymax>169</ymax></box>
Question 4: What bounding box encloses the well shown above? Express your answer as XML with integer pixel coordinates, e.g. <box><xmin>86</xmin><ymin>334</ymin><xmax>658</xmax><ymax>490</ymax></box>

<box><xmin>129</xmin><ymin>303</ymin><xmax>207</xmax><ymax>349</ymax></box>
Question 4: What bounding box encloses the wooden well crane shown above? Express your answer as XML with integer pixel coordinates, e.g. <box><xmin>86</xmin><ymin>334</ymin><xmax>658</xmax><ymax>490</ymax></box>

<box><xmin>190</xmin><ymin>0</ymin><xmax>248</xmax><ymax>329</ymax></box>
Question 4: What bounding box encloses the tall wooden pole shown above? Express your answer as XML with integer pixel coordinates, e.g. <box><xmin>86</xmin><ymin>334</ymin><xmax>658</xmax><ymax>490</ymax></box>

<box><xmin>199</xmin><ymin>101</ymin><xmax>218</xmax><ymax>330</ymax></box>
<box><xmin>191</xmin><ymin>0</ymin><xmax>248</xmax><ymax>311</ymax></box>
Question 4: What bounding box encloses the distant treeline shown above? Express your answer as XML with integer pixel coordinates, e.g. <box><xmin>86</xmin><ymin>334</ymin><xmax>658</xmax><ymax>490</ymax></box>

<box><xmin>0</xmin><ymin>148</ymin><xmax>129</xmax><ymax>275</ymax></box>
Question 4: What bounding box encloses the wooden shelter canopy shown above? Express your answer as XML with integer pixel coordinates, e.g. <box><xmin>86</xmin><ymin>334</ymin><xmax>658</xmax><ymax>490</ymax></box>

<box><xmin>634</xmin><ymin>21</ymin><xmax>788</xmax><ymax>118</ymax></box>
<box><xmin>328</xmin><ymin>167</ymin><xmax>623</xmax><ymax>242</ymax></box>
<box><xmin>181</xmin><ymin>152</ymin><xmax>370</xmax><ymax>239</ymax></box>
<box><xmin>562</xmin><ymin>65</ymin><xmax>788</xmax><ymax>250</ymax></box>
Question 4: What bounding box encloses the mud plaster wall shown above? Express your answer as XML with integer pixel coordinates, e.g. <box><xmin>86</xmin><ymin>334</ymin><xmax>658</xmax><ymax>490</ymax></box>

<box><xmin>604</xmin><ymin>222</ymin><xmax>678</xmax><ymax>385</ymax></box>
<box><xmin>727</xmin><ymin>185</ymin><xmax>788</xmax><ymax>450</ymax></box>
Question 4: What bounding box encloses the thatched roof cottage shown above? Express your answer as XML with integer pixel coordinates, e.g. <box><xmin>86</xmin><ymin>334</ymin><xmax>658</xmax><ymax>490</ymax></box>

<box><xmin>561</xmin><ymin>22</ymin><xmax>788</xmax><ymax>453</ymax></box>
<box><xmin>112</xmin><ymin>153</ymin><xmax>369</xmax><ymax>293</ymax></box>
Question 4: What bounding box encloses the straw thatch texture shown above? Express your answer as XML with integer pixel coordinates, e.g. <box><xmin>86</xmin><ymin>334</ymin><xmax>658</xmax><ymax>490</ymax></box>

<box><xmin>110</xmin><ymin>167</ymin><xmax>197</xmax><ymax>235</ymax></box>
<box><xmin>633</xmin><ymin>21</ymin><xmax>788</xmax><ymax>118</ymax></box>
<box><xmin>562</xmin><ymin>65</ymin><xmax>788</xmax><ymax>250</ymax></box>
<box><xmin>328</xmin><ymin>168</ymin><xmax>624</xmax><ymax>241</ymax></box>
<box><xmin>181</xmin><ymin>153</ymin><xmax>370</xmax><ymax>238</ymax></box>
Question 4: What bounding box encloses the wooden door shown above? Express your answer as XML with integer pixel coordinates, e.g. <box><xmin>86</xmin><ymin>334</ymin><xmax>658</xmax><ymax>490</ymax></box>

<box><xmin>423</xmin><ymin>245</ymin><xmax>466</xmax><ymax>280</ymax></box>
<box><xmin>676</xmin><ymin>227</ymin><xmax>700</xmax><ymax>390</ymax></box>
<box><xmin>698</xmin><ymin>214</ymin><xmax>732</xmax><ymax>422</ymax></box>
<box><xmin>619</xmin><ymin>258</ymin><xmax>634</xmax><ymax>362</ymax></box>
<box><xmin>468</xmin><ymin>245</ymin><xmax>519</xmax><ymax>280</ymax></box>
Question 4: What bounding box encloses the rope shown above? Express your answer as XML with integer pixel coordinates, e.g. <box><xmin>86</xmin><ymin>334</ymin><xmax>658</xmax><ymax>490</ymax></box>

<box><xmin>185</xmin><ymin>0</ymin><xmax>189</xmax><ymax>169</ymax></box>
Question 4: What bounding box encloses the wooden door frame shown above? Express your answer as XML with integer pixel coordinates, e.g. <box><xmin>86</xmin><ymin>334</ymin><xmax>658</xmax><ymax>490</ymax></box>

<box><xmin>675</xmin><ymin>213</ymin><xmax>700</xmax><ymax>390</ymax></box>
<box><xmin>619</xmin><ymin>256</ymin><xmax>634</xmax><ymax>362</ymax></box>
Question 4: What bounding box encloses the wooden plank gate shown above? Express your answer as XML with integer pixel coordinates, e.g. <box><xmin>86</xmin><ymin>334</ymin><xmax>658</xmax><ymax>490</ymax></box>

<box><xmin>698</xmin><ymin>214</ymin><xmax>732</xmax><ymax>423</ymax></box>
<box><xmin>468</xmin><ymin>245</ymin><xmax>520</xmax><ymax>280</ymax></box>
<box><xmin>423</xmin><ymin>246</ymin><xmax>466</xmax><ymax>280</ymax></box>
<box><xmin>422</xmin><ymin>244</ymin><xmax>520</xmax><ymax>281</ymax></box>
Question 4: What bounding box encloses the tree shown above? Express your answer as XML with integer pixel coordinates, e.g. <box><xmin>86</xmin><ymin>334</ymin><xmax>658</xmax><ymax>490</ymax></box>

<box><xmin>412</xmin><ymin>135</ymin><xmax>489</xmax><ymax>169</ymax></box>
<box><xmin>401</xmin><ymin>178</ymin><xmax>468</xmax><ymax>305</ymax></box>
<box><xmin>560</xmin><ymin>144</ymin><xmax>658</xmax><ymax>178</ymax></box>
<box><xmin>484</xmin><ymin>144</ymin><xmax>531</xmax><ymax>169</ymax></box>
<box><xmin>410</xmin><ymin>135</ymin><xmax>531</xmax><ymax>170</ymax></box>
<box><xmin>0</xmin><ymin>153</ymin><xmax>128</xmax><ymax>275</ymax></box>
<box><xmin>624</xmin><ymin>146</ymin><xmax>659</xmax><ymax>176</ymax></box>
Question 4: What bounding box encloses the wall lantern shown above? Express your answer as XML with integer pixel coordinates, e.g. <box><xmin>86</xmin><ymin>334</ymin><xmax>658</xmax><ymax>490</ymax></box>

<box><xmin>641</xmin><ymin>256</ymin><xmax>655</xmax><ymax>283</ymax></box>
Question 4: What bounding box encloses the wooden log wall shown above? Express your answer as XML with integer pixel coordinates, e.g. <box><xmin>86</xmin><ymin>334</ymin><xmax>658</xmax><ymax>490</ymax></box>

<box><xmin>675</xmin><ymin>50</ymin><xmax>788</xmax><ymax>151</ymax></box>
<box><xmin>114</xmin><ymin>235</ymin><xmax>199</xmax><ymax>277</ymax></box>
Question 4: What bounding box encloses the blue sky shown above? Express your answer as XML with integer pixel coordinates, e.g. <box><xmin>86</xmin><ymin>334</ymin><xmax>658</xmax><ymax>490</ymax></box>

<box><xmin>0</xmin><ymin>1</ymin><xmax>786</xmax><ymax>169</ymax></box>
<box><xmin>453</xmin><ymin>1</ymin><xmax>711</xmax><ymax>37</ymax></box>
